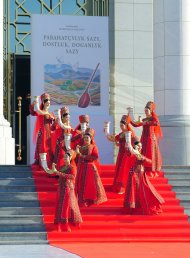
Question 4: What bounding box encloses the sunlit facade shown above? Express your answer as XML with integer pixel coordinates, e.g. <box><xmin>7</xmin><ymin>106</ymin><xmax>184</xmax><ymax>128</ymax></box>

<box><xmin>1</xmin><ymin>0</ymin><xmax>190</xmax><ymax>166</ymax></box>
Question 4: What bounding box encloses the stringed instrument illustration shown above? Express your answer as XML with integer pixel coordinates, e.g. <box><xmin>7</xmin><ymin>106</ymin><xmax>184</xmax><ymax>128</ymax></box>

<box><xmin>78</xmin><ymin>62</ymin><xmax>100</xmax><ymax>108</ymax></box>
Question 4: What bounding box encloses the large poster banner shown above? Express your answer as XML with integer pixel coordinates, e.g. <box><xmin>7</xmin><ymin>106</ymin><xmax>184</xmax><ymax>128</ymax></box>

<box><xmin>29</xmin><ymin>14</ymin><xmax>113</xmax><ymax>164</ymax></box>
<box><xmin>31</xmin><ymin>14</ymin><xmax>109</xmax><ymax>114</ymax></box>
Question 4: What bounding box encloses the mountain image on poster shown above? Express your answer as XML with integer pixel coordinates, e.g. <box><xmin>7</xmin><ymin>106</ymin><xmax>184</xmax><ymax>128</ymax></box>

<box><xmin>44</xmin><ymin>62</ymin><xmax>100</xmax><ymax>106</ymax></box>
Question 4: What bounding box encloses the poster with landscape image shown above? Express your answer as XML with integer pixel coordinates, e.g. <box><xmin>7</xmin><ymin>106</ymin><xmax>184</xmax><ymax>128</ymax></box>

<box><xmin>44</xmin><ymin>62</ymin><xmax>100</xmax><ymax>106</ymax></box>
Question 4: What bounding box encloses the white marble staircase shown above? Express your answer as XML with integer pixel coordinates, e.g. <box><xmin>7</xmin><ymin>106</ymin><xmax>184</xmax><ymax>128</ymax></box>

<box><xmin>0</xmin><ymin>165</ymin><xmax>48</xmax><ymax>244</ymax></box>
<box><xmin>163</xmin><ymin>166</ymin><xmax>190</xmax><ymax>221</ymax></box>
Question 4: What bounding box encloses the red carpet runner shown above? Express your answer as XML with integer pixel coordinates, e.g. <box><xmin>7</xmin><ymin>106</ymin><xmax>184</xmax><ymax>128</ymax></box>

<box><xmin>32</xmin><ymin>165</ymin><xmax>190</xmax><ymax>243</ymax></box>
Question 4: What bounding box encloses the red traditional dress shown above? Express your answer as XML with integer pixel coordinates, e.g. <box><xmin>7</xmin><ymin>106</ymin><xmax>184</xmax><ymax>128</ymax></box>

<box><xmin>54</xmin><ymin>164</ymin><xmax>83</xmax><ymax>225</ymax></box>
<box><xmin>71</xmin><ymin>133</ymin><xmax>101</xmax><ymax>172</ymax></box>
<box><xmin>112</xmin><ymin>115</ymin><xmax>138</xmax><ymax>194</ymax></box>
<box><xmin>124</xmin><ymin>153</ymin><xmax>164</xmax><ymax>215</ymax></box>
<box><xmin>52</xmin><ymin>107</ymin><xmax>75</xmax><ymax>170</ymax></box>
<box><xmin>75</xmin><ymin>129</ymin><xmax>107</xmax><ymax>206</ymax></box>
<box><xmin>70</xmin><ymin>114</ymin><xmax>90</xmax><ymax>164</ymax></box>
<box><xmin>53</xmin><ymin>127</ymin><xmax>76</xmax><ymax>170</ymax></box>
<box><xmin>130</xmin><ymin>101</ymin><xmax>162</xmax><ymax>176</ymax></box>
<box><xmin>29</xmin><ymin>100</ymin><xmax>55</xmax><ymax>166</ymax></box>
<box><xmin>71</xmin><ymin>128</ymin><xmax>83</xmax><ymax>148</ymax></box>
<box><xmin>113</xmin><ymin>132</ymin><xmax>136</xmax><ymax>193</ymax></box>
<box><xmin>70</xmin><ymin>127</ymin><xmax>84</xmax><ymax>164</ymax></box>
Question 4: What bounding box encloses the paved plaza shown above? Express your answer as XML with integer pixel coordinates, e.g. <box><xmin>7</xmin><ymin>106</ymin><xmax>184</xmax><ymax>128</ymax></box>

<box><xmin>0</xmin><ymin>245</ymin><xmax>81</xmax><ymax>258</ymax></box>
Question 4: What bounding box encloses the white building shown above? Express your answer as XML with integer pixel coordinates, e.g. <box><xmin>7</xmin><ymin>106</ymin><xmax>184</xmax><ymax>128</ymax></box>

<box><xmin>1</xmin><ymin>0</ymin><xmax>189</xmax><ymax>165</ymax></box>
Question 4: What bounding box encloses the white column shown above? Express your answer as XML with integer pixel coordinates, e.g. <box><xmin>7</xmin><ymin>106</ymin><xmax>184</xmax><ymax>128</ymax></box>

<box><xmin>110</xmin><ymin>0</ymin><xmax>153</xmax><ymax>137</ymax></box>
<box><xmin>0</xmin><ymin>2</ymin><xmax>15</xmax><ymax>164</ymax></box>
<box><xmin>154</xmin><ymin>0</ymin><xmax>190</xmax><ymax>165</ymax></box>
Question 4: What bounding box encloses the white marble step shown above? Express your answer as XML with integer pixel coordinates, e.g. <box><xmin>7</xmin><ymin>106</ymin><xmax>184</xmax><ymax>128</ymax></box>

<box><xmin>163</xmin><ymin>166</ymin><xmax>190</xmax><ymax>220</ymax></box>
<box><xmin>0</xmin><ymin>165</ymin><xmax>47</xmax><ymax>244</ymax></box>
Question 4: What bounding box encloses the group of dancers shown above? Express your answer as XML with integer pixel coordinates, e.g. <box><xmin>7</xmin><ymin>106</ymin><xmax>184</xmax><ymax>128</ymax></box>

<box><xmin>30</xmin><ymin>93</ymin><xmax>165</xmax><ymax>232</ymax></box>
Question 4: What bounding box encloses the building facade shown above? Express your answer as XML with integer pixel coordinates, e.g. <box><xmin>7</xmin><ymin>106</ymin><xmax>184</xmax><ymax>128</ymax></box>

<box><xmin>1</xmin><ymin>0</ymin><xmax>189</xmax><ymax>165</ymax></box>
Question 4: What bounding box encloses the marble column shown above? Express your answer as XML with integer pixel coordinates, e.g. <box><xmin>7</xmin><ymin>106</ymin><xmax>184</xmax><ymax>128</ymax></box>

<box><xmin>154</xmin><ymin>0</ymin><xmax>190</xmax><ymax>165</ymax></box>
<box><xmin>109</xmin><ymin>0</ymin><xmax>154</xmax><ymax>161</ymax></box>
<box><xmin>0</xmin><ymin>2</ymin><xmax>15</xmax><ymax>164</ymax></box>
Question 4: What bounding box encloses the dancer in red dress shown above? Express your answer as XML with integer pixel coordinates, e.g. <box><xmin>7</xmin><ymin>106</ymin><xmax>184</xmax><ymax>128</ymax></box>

<box><xmin>71</xmin><ymin>114</ymin><xmax>89</xmax><ymax>164</ymax></box>
<box><xmin>53</xmin><ymin>106</ymin><xmax>73</xmax><ymax>170</ymax></box>
<box><xmin>130</xmin><ymin>101</ymin><xmax>163</xmax><ymax>177</ymax></box>
<box><xmin>54</xmin><ymin>151</ymin><xmax>82</xmax><ymax>232</ymax></box>
<box><xmin>124</xmin><ymin>140</ymin><xmax>164</xmax><ymax>215</ymax></box>
<box><xmin>106</xmin><ymin>115</ymin><xmax>138</xmax><ymax>194</ymax></box>
<box><xmin>29</xmin><ymin>93</ymin><xmax>56</xmax><ymax>167</ymax></box>
<box><xmin>75</xmin><ymin>128</ymin><xmax>107</xmax><ymax>207</ymax></box>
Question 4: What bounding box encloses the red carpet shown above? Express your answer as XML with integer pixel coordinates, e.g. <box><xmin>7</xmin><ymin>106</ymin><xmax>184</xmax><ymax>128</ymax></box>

<box><xmin>32</xmin><ymin>164</ymin><xmax>190</xmax><ymax>244</ymax></box>
<box><xmin>53</xmin><ymin>242</ymin><xmax>190</xmax><ymax>258</ymax></box>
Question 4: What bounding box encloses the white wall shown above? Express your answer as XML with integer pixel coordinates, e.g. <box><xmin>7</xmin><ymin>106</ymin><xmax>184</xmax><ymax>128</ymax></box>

<box><xmin>109</xmin><ymin>0</ymin><xmax>153</xmax><ymax>157</ymax></box>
